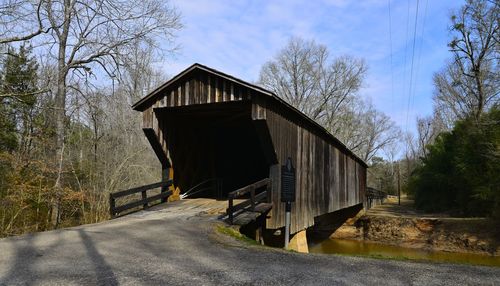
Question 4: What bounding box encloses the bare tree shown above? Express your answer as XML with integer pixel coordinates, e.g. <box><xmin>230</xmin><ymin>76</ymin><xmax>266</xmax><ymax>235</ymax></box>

<box><xmin>328</xmin><ymin>96</ymin><xmax>366</xmax><ymax>152</ymax></box>
<box><xmin>316</xmin><ymin>56</ymin><xmax>367</xmax><ymax>124</ymax></box>
<box><xmin>434</xmin><ymin>0</ymin><xmax>499</xmax><ymax>120</ymax></box>
<box><xmin>259</xmin><ymin>37</ymin><xmax>324</xmax><ymax>114</ymax></box>
<box><xmin>0</xmin><ymin>0</ymin><xmax>51</xmax><ymax>44</ymax></box>
<box><xmin>357</xmin><ymin>104</ymin><xmax>401</xmax><ymax>162</ymax></box>
<box><xmin>258</xmin><ymin>37</ymin><xmax>401</xmax><ymax>162</ymax></box>
<box><xmin>120</xmin><ymin>40</ymin><xmax>169</xmax><ymax>104</ymax></box>
<box><xmin>259</xmin><ymin>37</ymin><xmax>367</xmax><ymax>122</ymax></box>
<box><xmin>1</xmin><ymin>0</ymin><xmax>181</xmax><ymax>227</ymax></box>
<box><xmin>414</xmin><ymin>113</ymin><xmax>446</xmax><ymax>160</ymax></box>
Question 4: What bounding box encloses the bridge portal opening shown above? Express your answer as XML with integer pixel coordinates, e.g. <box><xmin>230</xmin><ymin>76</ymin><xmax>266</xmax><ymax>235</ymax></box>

<box><xmin>156</xmin><ymin>102</ymin><xmax>269</xmax><ymax>199</ymax></box>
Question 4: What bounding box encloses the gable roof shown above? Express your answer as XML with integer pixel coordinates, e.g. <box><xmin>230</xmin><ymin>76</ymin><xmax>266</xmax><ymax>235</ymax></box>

<box><xmin>132</xmin><ymin>63</ymin><xmax>367</xmax><ymax>167</ymax></box>
<box><xmin>132</xmin><ymin>63</ymin><xmax>277</xmax><ymax>111</ymax></box>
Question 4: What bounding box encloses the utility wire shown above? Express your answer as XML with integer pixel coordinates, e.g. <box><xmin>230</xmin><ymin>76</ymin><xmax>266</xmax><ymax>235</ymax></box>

<box><xmin>405</xmin><ymin>0</ymin><xmax>420</xmax><ymax>132</ymax></box>
<box><xmin>402</xmin><ymin>0</ymin><xmax>412</xmax><ymax>122</ymax></box>
<box><xmin>410</xmin><ymin>0</ymin><xmax>429</xmax><ymax>117</ymax></box>
<box><xmin>388</xmin><ymin>0</ymin><xmax>395</xmax><ymax>117</ymax></box>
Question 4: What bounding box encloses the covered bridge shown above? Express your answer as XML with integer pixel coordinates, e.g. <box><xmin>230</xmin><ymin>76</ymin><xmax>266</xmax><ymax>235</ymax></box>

<box><xmin>132</xmin><ymin>63</ymin><xmax>367</xmax><ymax>234</ymax></box>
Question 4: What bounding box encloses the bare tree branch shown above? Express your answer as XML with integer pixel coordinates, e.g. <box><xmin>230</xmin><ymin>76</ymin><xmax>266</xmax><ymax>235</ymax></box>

<box><xmin>436</xmin><ymin>0</ymin><xmax>499</xmax><ymax>121</ymax></box>
<box><xmin>0</xmin><ymin>1</ymin><xmax>52</xmax><ymax>44</ymax></box>
<box><xmin>258</xmin><ymin>37</ymin><xmax>399</xmax><ymax>161</ymax></box>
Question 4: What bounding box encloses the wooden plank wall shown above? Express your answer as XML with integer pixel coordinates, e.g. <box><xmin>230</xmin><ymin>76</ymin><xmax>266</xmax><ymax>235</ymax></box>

<box><xmin>138</xmin><ymin>68</ymin><xmax>367</xmax><ymax>234</ymax></box>
<box><xmin>141</xmin><ymin>70</ymin><xmax>255</xmax><ymax>166</ymax></box>
<box><xmin>262</xmin><ymin>98</ymin><xmax>366</xmax><ymax>234</ymax></box>
<box><xmin>142</xmin><ymin>70</ymin><xmax>254</xmax><ymax>128</ymax></box>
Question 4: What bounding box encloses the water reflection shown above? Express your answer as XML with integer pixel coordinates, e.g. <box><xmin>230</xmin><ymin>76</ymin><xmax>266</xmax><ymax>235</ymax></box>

<box><xmin>309</xmin><ymin>239</ymin><xmax>500</xmax><ymax>267</ymax></box>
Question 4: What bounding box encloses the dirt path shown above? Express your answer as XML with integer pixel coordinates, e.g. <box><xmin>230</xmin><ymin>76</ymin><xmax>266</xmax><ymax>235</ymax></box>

<box><xmin>366</xmin><ymin>197</ymin><xmax>449</xmax><ymax>218</ymax></box>
<box><xmin>0</xmin><ymin>199</ymin><xmax>498</xmax><ymax>285</ymax></box>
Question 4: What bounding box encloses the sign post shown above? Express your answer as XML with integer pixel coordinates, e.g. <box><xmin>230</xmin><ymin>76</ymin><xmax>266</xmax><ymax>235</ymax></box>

<box><xmin>281</xmin><ymin>157</ymin><xmax>296</xmax><ymax>250</ymax></box>
<box><xmin>285</xmin><ymin>201</ymin><xmax>291</xmax><ymax>249</ymax></box>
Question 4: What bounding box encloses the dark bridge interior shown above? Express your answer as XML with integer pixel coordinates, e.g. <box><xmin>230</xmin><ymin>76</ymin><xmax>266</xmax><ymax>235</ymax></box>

<box><xmin>157</xmin><ymin>102</ymin><xmax>269</xmax><ymax>199</ymax></box>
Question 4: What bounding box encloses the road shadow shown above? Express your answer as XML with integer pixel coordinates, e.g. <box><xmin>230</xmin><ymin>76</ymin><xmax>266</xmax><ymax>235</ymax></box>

<box><xmin>306</xmin><ymin>203</ymin><xmax>364</xmax><ymax>243</ymax></box>
<box><xmin>0</xmin><ymin>233</ymin><xmax>63</xmax><ymax>285</ymax></box>
<box><xmin>0</xmin><ymin>234</ymin><xmax>37</xmax><ymax>285</ymax></box>
<box><xmin>78</xmin><ymin>229</ymin><xmax>119</xmax><ymax>286</ymax></box>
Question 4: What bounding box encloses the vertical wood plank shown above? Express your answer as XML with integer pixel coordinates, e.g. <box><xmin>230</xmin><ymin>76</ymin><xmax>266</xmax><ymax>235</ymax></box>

<box><xmin>177</xmin><ymin>86</ymin><xmax>181</xmax><ymax>106</ymax></box>
<box><xmin>202</xmin><ymin>73</ymin><xmax>208</xmax><ymax>104</ymax></box>
<box><xmin>207</xmin><ymin>75</ymin><xmax>211</xmax><ymax>103</ymax></box>
<box><xmin>215</xmin><ymin>77</ymin><xmax>221</xmax><ymax>102</ymax></box>
<box><xmin>191</xmin><ymin>77</ymin><xmax>197</xmax><ymax>104</ymax></box>
<box><xmin>210</xmin><ymin>75</ymin><xmax>216</xmax><ymax>103</ymax></box>
<box><xmin>168</xmin><ymin>90</ymin><xmax>173</xmax><ymax>107</ymax></box>
<box><xmin>181</xmin><ymin>81</ymin><xmax>187</xmax><ymax>105</ymax></box>
<box><xmin>221</xmin><ymin>79</ymin><xmax>225</xmax><ymax>101</ymax></box>
<box><xmin>230</xmin><ymin>82</ymin><xmax>234</xmax><ymax>101</ymax></box>
<box><xmin>234</xmin><ymin>84</ymin><xmax>240</xmax><ymax>100</ymax></box>
<box><xmin>173</xmin><ymin>87</ymin><xmax>178</xmax><ymax>107</ymax></box>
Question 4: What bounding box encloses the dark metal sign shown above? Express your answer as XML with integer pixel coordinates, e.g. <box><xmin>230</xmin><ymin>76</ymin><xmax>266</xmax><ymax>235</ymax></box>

<box><xmin>281</xmin><ymin>157</ymin><xmax>296</xmax><ymax>202</ymax></box>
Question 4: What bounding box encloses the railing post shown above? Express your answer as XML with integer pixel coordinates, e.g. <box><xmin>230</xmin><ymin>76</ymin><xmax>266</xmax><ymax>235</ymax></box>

<box><xmin>250</xmin><ymin>187</ymin><xmax>256</xmax><ymax>211</ymax></box>
<box><xmin>161</xmin><ymin>167</ymin><xmax>170</xmax><ymax>203</ymax></box>
<box><xmin>266</xmin><ymin>180</ymin><xmax>271</xmax><ymax>203</ymax></box>
<box><xmin>109</xmin><ymin>195</ymin><xmax>116</xmax><ymax>218</ymax></box>
<box><xmin>228</xmin><ymin>198</ymin><xmax>234</xmax><ymax>224</ymax></box>
<box><xmin>142</xmin><ymin>190</ymin><xmax>148</xmax><ymax>209</ymax></box>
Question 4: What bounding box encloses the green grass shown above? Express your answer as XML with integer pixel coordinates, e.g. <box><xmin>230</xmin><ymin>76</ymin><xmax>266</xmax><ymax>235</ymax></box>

<box><xmin>215</xmin><ymin>224</ymin><xmax>259</xmax><ymax>245</ymax></box>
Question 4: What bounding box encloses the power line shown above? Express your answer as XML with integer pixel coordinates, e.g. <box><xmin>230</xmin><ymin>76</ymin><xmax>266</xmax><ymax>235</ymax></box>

<box><xmin>410</xmin><ymin>0</ymin><xmax>429</xmax><ymax>117</ymax></box>
<box><xmin>402</xmin><ymin>0</ymin><xmax>411</xmax><ymax>129</ymax></box>
<box><xmin>405</xmin><ymin>0</ymin><xmax>420</xmax><ymax>133</ymax></box>
<box><xmin>388</xmin><ymin>0</ymin><xmax>395</xmax><ymax>117</ymax></box>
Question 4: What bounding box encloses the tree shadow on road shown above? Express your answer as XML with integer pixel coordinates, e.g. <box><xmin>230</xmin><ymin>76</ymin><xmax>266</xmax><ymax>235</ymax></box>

<box><xmin>0</xmin><ymin>234</ymin><xmax>61</xmax><ymax>285</ymax></box>
<box><xmin>0</xmin><ymin>229</ymin><xmax>119</xmax><ymax>286</ymax></box>
<box><xmin>78</xmin><ymin>229</ymin><xmax>119</xmax><ymax>286</ymax></box>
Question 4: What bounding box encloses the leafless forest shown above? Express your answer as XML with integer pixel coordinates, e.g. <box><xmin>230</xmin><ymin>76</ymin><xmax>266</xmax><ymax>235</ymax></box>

<box><xmin>0</xmin><ymin>0</ymin><xmax>498</xmax><ymax>237</ymax></box>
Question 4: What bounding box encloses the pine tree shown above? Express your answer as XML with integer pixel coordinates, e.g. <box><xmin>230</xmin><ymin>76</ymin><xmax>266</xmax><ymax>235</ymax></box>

<box><xmin>0</xmin><ymin>45</ymin><xmax>39</xmax><ymax>154</ymax></box>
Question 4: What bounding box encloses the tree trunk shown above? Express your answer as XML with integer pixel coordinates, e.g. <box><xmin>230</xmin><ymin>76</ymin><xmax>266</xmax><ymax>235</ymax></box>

<box><xmin>50</xmin><ymin>0</ymin><xmax>71</xmax><ymax>228</ymax></box>
<box><xmin>474</xmin><ymin>66</ymin><xmax>484</xmax><ymax>119</ymax></box>
<box><xmin>50</xmin><ymin>69</ymin><xmax>67</xmax><ymax>227</ymax></box>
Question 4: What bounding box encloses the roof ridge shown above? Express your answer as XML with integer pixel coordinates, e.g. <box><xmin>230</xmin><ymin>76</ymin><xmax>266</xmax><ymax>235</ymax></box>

<box><xmin>131</xmin><ymin>63</ymin><xmax>367</xmax><ymax>167</ymax></box>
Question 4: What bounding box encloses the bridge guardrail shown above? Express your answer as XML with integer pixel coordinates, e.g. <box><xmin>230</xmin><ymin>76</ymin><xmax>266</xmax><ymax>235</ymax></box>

<box><xmin>366</xmin><ymin>187</ymin><xmax>387</xmax><ymax>209</ymax></box>
<box><xmin>226</xmin><ymin>178</ymin><xmax>271</xmax><ymax>224</ymax></box>
<box><xmin>109</xmin><ymin>180</ymin><xmax>173</xmax><ymax>217</ymax></box>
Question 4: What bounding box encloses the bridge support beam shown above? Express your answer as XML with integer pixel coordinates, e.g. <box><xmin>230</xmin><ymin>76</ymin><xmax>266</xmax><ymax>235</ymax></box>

<box><xmin>289</xmin><ymin>230</ymin><xmax>309</xmax><ymax>253</ymax></box>
<box><xmin>143</xmin><ymin>128</ymin><xmax>170</xmax><ymax>168</ymax></box>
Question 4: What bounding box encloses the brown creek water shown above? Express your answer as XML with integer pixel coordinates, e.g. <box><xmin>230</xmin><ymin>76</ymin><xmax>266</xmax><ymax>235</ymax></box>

<box><xmin>309</xmin><ymin>239</ymin><xmax>500</xmax><ymax>267</ymax></box>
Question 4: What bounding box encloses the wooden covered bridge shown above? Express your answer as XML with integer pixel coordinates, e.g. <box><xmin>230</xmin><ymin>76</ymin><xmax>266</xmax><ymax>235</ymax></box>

<box><xmin>113</xmin><ymin>63</ymin><xmax>367</xmax><ymax>242</ymax></box>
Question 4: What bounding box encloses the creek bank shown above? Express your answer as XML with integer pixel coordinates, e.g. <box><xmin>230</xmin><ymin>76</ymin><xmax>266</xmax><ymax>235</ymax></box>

<box><xmin>331</xmin><ymin>214</ymin><xmax>499</xmax><ymax>256</ymax></box>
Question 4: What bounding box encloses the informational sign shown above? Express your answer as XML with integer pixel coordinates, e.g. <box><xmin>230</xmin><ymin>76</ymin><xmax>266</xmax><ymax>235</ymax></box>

<box><xmin>281</xmin><ymin>157</ymin><xmax>295</xmax><ymax>249</ymax></box>
<box><xmin>281</xmin><ymin>157</ymin><xmax>296</xmax><ymax>203</ymax></box>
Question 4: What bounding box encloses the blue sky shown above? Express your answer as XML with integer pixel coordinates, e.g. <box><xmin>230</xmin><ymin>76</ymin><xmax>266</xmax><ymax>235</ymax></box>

<box><xmin>163</xmin><ymin>0</ymin><xmax>464</xmax><ymax>134</ymax></box>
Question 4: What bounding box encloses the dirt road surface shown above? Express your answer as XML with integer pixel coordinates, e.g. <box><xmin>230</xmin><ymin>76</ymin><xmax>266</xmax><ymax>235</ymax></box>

<box><xmin>0</xmin><ymin>199</ymin><xmax>498</xmax><ymax>285</ymax></box>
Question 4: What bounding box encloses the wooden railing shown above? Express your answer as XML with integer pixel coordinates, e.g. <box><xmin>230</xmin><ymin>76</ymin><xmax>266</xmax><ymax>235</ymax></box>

<box><xmin>366</xmin><ymin>187</ymin><xmax>387</xmax><ymax>209</ymax></box>
<box><xmin>109</xmin><ymin>180</ymin><xmax>173</xmax><ymax>217</ymax></box>
<box><xmin>226</xmin><ymin>178</ymin><xmax>271</xmax><ymax>224</ymax></box>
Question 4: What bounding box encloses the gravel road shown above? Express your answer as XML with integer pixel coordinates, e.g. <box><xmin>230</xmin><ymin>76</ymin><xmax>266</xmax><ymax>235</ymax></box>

<box><xmin>0</xmin><ymin>199</ymin><xmax>498</xmax><ymax>286</ymax></box>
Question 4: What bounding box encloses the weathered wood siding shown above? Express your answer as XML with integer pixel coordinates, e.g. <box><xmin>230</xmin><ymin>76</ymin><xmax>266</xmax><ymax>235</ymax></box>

<box><xmin>140</xmin><ymin>70</ymin><xmax>257</xmax><ymax>167</ymax></box>
<box><xmin>258</xmin><ymin>96</ymin><xmax>366</xmax><ymax>233</ymax></box>
<box><xmin>135</xmin><ymin>65</ymin><xmax>367</xmax><ymax>234</ymax></box>
<box><xmin>142</xmin><ymin>71</ymin><xmax>254</xmax><ymax>127</ymax></box>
